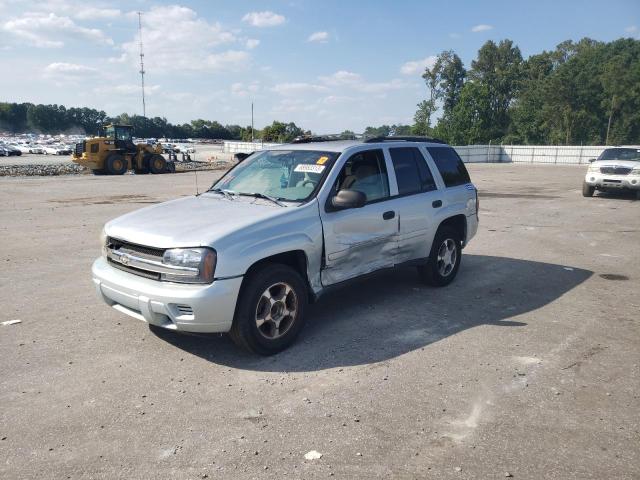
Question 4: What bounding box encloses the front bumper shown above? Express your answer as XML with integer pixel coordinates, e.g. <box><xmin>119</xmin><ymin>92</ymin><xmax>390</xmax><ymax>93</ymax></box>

<box><xmin>92</xmin><ymin>257</ymin><xmax>243</xmax><ymax>333</ymax></box>
<box><xmin>585</xmin><ymin>173</ymin><xmax>640</xmax><ymax>190</ymax></box>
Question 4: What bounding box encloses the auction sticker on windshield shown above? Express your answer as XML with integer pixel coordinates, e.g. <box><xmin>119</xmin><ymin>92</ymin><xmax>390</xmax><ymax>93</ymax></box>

<box><xmin>294</xmin><ymin>164</ymin><xmax>326</xmax><ymax>174</ymax></box>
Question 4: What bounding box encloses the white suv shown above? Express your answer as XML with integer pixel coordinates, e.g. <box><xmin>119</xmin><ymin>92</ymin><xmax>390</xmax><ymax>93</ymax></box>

<box><xmin>583</xmin><ymin>147</ymin><xmax>640</xmax><ymax>199</ymax></box>
<box><xmin>93</xmin><ymin>136</ymin><xmax>479</xmax><ymax>354</ymax></box>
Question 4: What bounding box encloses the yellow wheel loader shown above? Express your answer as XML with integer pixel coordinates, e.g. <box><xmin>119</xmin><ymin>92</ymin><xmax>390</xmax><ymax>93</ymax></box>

<box><xmin>71</xmin><ymin>124</ymin><xmax>175</xmax><ymax>175</ymax></box>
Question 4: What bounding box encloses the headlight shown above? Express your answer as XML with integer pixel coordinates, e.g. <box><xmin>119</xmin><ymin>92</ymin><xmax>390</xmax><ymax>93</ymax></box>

<box><xmin>632</xmin><ymin>168</ymin><xmax>640</xmax><ymax>176</ymax></box>
<box><xmin>161</xmin><ymin>247</ymin><xmax>216</xmax><ymax>284</ymax></box>
<box><xmin>587</xmin><ymin>164</ymin><xmax>599</xmax><ymax>172</ymax></box>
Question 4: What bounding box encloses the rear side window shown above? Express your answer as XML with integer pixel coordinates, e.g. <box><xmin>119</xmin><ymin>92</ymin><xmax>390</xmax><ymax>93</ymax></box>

<box><xmin>427</xmin><ymin>147</ymin><xmax>470</xmax><ymax>187</ymax></box>
<box><xmin>389</xmin><ymin>147</ymin><xmax>437</xmax><ymax>195</ymax></box>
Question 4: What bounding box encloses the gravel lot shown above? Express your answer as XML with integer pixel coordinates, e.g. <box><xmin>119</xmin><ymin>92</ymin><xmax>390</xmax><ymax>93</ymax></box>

<box><xmin>0</xmin><ymin>164</ymin><xmax>638</xmax><ymax>479</ymax></box>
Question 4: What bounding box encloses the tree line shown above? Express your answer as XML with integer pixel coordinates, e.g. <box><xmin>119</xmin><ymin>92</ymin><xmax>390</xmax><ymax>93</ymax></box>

<box><xmin>0</xmin><ymin>103</ymin><xmax>312</xmax><ymax>143</ymax></box>
<box><xmin>413</xmin><ymin>37</ymin><xmax>640</xmax><ymax>145</ymax></box>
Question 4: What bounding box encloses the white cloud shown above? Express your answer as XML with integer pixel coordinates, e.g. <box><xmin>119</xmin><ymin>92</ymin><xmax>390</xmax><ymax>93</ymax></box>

<box><xmin>400</xmin><ymin>56</ymin><xmax>437</xmax><ymax>75</ymax></box>
<box><xmin>471</xmin><ymin>24</ymin><xmax>493</xmax><ymax>33</ymax></box>
<box><xmin>319</xmin><ymin>70</ymin><xmax>362</xmax><ymax>86</ymax></box>
<box><xmin>625</xmin><ymin>25</ymin><xmax>638</xmax><ymax>36</ymax></box>
<box><xmin>231</xmin><ymin>82</ymin><xmax>260</xmax><ymax>97</ymax></box>
<box><xmin>272</xmin><ymin>82</ymin><xmax>329</xmax><ymax>96</ymax></box>
<box><xmin>42</xmin><ymin>61</ymin><xmax>99</xmax><ymax>85</ymax></box>
<box><xmin>308</xmin><ymin>31</ymin><xmax>329</xmax><ymax>43</ymax></box>
<box><xmin>21</xmin><ymin>0</ymin><xmax>122</xmax><ymax>20</ymax></box>
<box><xmin>44</xmin><ymin>62</ymin><xmax>97</xmax><ymax>75</ymax></box>
<box><xmin>242</xmin><ymin>11</ymin><xmax>285</xmax><ymax>27</ymax></box>
<box><xmin>2</xmin><ymin>12</ymin><xmax>114</xmax><ymax>48</ymax></box>
<box><xmin>73</xmin><ymin>7</ymin><xmax>121</xmax><ymax>20</ymax></box>
<box><xmin>94</xmin><ymin>83</ymin><xmax>161</xmax><ymax>96</ymax></box>
<box><xmin>449</xmin><ymin>32</ymin><xmax>461</xmax><ymax>39</ymax></box>
<box><xmin>119</xmin><ymin>6</ymin><xmax>245</xmax><ymax>72</ymax></box>
<box><xmin>246</xmin><ymin>38</ymin><xmax>260</xmax><ymax>49</ymax></box>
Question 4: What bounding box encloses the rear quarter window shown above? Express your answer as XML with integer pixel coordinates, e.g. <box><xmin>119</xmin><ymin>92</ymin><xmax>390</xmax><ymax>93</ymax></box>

<box><xmin>427</xmin><ymin>147</ymin><xmax>471</xmax><ymax>188</ymax></box>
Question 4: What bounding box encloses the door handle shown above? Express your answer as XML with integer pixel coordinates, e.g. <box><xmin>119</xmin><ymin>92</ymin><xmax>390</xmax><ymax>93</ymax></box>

<box><xmin>383</xmin><ymin>210</ymin><xmax>395</xmax><ymax>220</ymax></box>
<box><xmin>432</xmin><ymin>200</ymin><xmax>442</xmax><ymax>208</ymax></box>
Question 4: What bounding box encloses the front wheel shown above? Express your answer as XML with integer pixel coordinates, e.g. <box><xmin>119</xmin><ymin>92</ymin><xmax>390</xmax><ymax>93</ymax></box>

<box><xmin>229</xmin><ymin>264</ymin><xmax>307</xmax><ymax>355</ymax></box>
<box><xmin>149</xmin><ymin>154</ymin><xmax>167</xmax><ymax>174</ymax></box>
<box><xmin>582</xmin><ymin>182</ymin><xmax>595</xmax><ymax>197</ymax></box>
<box><xmin>418</xmin><ymin>226</ymin><xmax>462</xmax><ymax>287</ymax></box>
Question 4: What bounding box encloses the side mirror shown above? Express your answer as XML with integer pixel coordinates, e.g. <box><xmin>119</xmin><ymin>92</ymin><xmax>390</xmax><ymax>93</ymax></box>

<box><xmin>588</xmin><ymin>158</ymin><xmax>597</xmax><ymax>163</ymax></box>
<box><xmin>234</xmin><ymin>152</ymin><xmax>253</xmax><ymax>163</ymax></box>
<box><xmin>331</xmin><ymin>189</ymin><xmax>366</xmax><ymax>209</ymax></box>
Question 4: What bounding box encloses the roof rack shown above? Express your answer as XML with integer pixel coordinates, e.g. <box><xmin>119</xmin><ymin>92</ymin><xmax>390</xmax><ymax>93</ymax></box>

<box><xmin>291</xmin><ymin>133</ymin><xmax>363</xmax><ymax>143</ymax></box>
<box><xmin>363</xmin><ymin>136</ymin><xmax>447</xmax><ymax>144</ymax></box>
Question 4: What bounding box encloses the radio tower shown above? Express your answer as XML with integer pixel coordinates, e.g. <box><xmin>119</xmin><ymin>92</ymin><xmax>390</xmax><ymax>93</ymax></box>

<box><xmin>137</xmin><ymin>12</ymin><xmax>146</xmax><ymax>117</ymax></box>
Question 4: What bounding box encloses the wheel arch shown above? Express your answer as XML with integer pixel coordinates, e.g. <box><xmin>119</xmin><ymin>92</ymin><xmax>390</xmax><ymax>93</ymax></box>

<box><xmin>437</xmin><ymin>214</ymin><xmax>467</xmax><ymax>246</ymax></box>
<box><xmin>242</xmin><ymin>250</ymin><xmax>314</xmax><ymax>302</ymax></box>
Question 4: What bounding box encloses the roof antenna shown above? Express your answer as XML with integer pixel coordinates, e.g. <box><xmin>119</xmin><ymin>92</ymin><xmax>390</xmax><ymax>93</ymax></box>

<box><xmin>137</xmin><ymin>12</ymin><xmax>146</xmax><ymax>118</ymax></box>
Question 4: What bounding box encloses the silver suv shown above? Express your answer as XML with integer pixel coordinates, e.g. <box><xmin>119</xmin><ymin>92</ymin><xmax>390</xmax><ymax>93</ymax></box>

<box><xmin>93</xmin><ymin>136</ymin><xmax>479</xmax><ymax>354</ymax></box>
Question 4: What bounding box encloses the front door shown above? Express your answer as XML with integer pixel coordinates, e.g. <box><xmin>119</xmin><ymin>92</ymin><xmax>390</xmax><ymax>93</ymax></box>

<box><xmin>319</xmin><ymin>149</ymin><xmax>399</xmax><ymax>286</ymax></box>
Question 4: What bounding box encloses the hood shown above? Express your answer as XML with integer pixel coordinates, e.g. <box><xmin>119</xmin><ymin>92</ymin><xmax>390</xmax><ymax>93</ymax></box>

<box><xmin>592</xmin><ymin>160</ymin><xmax>640</xmax><ymax>169</ymax></box>
<box><xmin>105</xmin><ymin>193</ymin><xmax>292</xmax><ymax>248</ymax></box>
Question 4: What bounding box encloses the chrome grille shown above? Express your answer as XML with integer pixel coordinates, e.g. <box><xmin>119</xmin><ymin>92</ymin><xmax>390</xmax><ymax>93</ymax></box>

<box><xmin>600</xmin><ymin>166</ymin><xmax>631</xmax><ymax>175</ymax></box>
<box><xmin>107</xmin><ymin>237</ymin><xmax>165</xmax><ymax>259</ymax></box>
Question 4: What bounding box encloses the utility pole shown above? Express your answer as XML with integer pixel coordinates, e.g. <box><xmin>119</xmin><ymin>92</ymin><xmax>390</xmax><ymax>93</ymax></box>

<box><xmin>606</xmin><ymin>94</ymin><xmax>616</xmax><ymax>146</ymax></box>
<box><xmin>137</xmin><ymin>12</ymin><xmax>147</xmax><ymax>118</ymax></box>
<box><xmin>251</xmin><ymin>102</ymin><xmax>254</xmax><ymax>142</ymax></box>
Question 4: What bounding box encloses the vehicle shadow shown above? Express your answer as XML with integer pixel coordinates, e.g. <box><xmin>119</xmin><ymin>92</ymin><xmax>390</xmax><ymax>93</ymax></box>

<box><xmin>151</xmin><ymin>255</ymin><xmax>592</xmax><ymax>371</ymax></box>
<box><xmin>593</xmin><ymin>190</ymin><xmax>639</xmax><ymax>201</ymax></box>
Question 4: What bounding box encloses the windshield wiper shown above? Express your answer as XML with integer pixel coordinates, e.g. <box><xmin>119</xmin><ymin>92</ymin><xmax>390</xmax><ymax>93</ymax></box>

<box><xmin>241</xmin><ymin>192</ymin><xmax>286</xmax><ymax>207</ymax></box>
<box><xmin>209</xmin><ymin>188</ymin><xmax>237</xmax><ymax>200</ymax></box>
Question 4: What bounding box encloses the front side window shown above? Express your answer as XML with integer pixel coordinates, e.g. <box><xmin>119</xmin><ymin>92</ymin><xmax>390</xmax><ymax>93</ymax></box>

<box><xmin>213</xmin><ymin>149</ymin><xmax>338</xmax><ymax>202</ymax></box>
<box><xmin>389</xmin><ymin>147</ymin><xmax>437</xmax><ymax>195</ymax></box>
<box><xmin>333</xmin><ymin>149</ymin><xmax>390</xmax><ymax>203</ymax></box>
<box><xmin>427</xmin><ymin>147</ymin><xmax>471</xmax><ymax>187</ymax></box>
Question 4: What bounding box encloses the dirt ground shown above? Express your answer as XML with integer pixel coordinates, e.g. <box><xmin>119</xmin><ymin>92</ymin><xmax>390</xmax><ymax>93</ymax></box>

<box><xmin>0</xmin><ymin>164</ymin><xmax>638</xmax><ymax>479</ymax></box>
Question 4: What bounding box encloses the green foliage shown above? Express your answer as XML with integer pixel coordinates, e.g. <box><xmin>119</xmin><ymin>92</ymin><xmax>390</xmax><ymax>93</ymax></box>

<box><xmin>414</xmin><ymin>37</ymin><xmax>640</xmax><ymax>145</ymax></box>
<box><xmin>0</xmin><ymin>102</ymin><xmax>273</xmax><ymax>140</ymax></box>
<box><xmin>260</xmin><ymin>121</ymin><xmax>305</xmax><ymax>142</ymax></box>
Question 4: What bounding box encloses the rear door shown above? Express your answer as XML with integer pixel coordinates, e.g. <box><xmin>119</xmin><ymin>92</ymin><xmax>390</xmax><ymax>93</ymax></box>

<box><xmin>386</xmin><ymin>146</ymin><xmax>442</xmax><ymax>263</ymax></box>
<box><xmin>319</xmin><ymin>149</ymin><xmax>400</xmax><ymax>286</ymax></box>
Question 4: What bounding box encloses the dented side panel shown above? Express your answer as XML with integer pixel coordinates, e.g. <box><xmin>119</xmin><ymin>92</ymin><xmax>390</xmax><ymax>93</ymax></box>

<box><xmin>319</xmin><ymin>201</ymin><xmax>399</xmax><ymax>286</ymax></box>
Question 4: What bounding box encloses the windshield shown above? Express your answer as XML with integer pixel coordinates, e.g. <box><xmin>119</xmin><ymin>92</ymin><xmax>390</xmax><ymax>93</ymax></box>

<box><xmin>598</xmin><ymin>148</ymin><xmax>640</xmax><ymax>161</ymax></box>
<box><xmin>212</xmin><ymin>150</ymin><xmax>338</xmax><ymax>202</ymax></box>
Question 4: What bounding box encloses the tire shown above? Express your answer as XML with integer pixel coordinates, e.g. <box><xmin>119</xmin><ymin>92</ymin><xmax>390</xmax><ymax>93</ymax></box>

<box><xmin>229</xmin><ymin>264</ymin><xmax>308</xmax><ymax>355</ymax></box>
<box><xmin>166</xmin><ymin>161</ymin><xmax>176</xmax><ymax>173</ymax></box>
<box><xmin>105</xmin><ymin>153</ymin><xmax>127</xmax><ymax>175</ymax></box>
<box><xmin>149</xmin><ymin>154</ymin><xmax>167</xmax><ymax>174</ymax></box>
<box><xmin>91</xmin><ymin>169</ymin><xmax>107</xmax><ymax>175</ymax></box>
<box><xmin>418</xmin><ymin>226</ymin><xmax>462</xmax><ymax>287</ymax></box>
<box><xmin>636</xmin><ymin>190</ymin><xmax>640</xmax><ymax>201</ymax></box>
<box><xmin>582</xmin><ymin>182</ymin><xmax>595</xmax><ymax>197</ymax></box>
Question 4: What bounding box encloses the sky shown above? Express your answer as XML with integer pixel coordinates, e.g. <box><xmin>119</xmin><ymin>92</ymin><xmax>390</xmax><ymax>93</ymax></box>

<box><xmin>0</xmin><ymin>0</ymin><xmax>638</xmax><ymax>133</ymax></box>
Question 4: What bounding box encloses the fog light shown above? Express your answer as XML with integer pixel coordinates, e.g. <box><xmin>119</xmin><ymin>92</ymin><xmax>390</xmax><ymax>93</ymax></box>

<box><xmin>590</xmin><ymin>177</ymin><xmax>595</xmax><ymax>182</ymax></box>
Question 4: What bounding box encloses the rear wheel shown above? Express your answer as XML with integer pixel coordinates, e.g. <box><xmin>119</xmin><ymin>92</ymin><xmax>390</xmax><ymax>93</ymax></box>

<box><xmin>418</xmin><ymin>226</ymin><xmax>462</xmax><ymax>287</ymax></box>
<box><xmin>91</xmin><ymin>169</ymin><xmax>107</xmax><ymax>175</ymax></box>
<box><xmin>105</xmin><ymin>153</ymin><xmax>127</xmax><ymax>175</ymax></box>
<box><xmin>229</xmin><ymin>264</ymin><xmax>307</xmax><ymax>355</ymax></box>
<box><xmin>582</xmin><ymin>182</ymin><xmax>595</xmax><ymax>197</ymax></box>
<box><xmin>149</xmin><ymin>154</ymin><xmax>167</xmax><ymax>174</ymax></box>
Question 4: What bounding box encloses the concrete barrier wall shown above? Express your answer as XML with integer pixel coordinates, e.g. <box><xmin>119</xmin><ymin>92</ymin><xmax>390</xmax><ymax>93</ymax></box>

<box><xmin>453</xmin><ymin>145</ymin><xmax>640</xmax><ymax>164</ymax></box>
<box><xmin>222</xmin><ymin>141</ymin><xmax>639</xmax><ymax>165</ymax></box>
